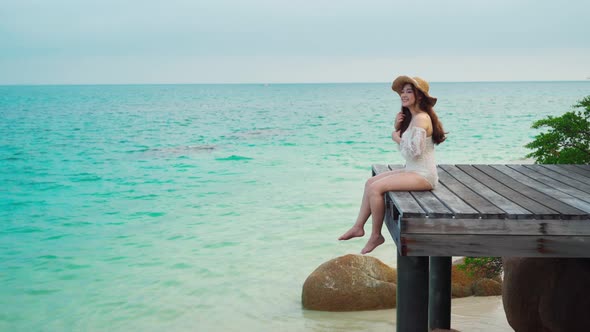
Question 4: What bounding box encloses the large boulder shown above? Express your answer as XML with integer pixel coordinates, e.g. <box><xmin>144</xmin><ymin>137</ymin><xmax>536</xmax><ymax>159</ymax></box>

<box><xmin>302</xmin><ymin>254</ymin><xmax>396</xmax><ymax>311</ymax></box>
<box><xmin>502</xmin><ymin>257</ymin><xmax>590</xmax><ymax>332</ymax></box>
<box><xmin>451</xmin><ymin>259</ymin><xmax>477</xmax><ymax>298</ymax></box>
<box><xmin>472</xmin><ymin>278</ymin><xmax>502</xmax><ymax>296</ymax></box>
<box><xmin>451</xmin><ymin>258</ymin><xmax>502</xmax><ymax>298</ymax></box>
<box><xmin>302</xmin><ymin>255</ymin><xmax>502</xmax><ymax>312</ymax></box>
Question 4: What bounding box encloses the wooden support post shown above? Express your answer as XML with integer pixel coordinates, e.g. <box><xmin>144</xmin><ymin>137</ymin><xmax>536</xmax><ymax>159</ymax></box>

<box><xmin>429</xmin><ymin>256</ymin><xmax>452</xmax><ymax>330</ymax></box>
<box><xmin>397</xmin><ymin>251</ymin><xmax>429</xmax><ymax>332</ymax></box>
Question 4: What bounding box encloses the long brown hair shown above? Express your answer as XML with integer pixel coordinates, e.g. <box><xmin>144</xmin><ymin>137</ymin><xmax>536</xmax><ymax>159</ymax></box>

<box><xmin>398</xmin><ymin>87</ymin><xmax>447</xmax><ymax>144</ymax></box>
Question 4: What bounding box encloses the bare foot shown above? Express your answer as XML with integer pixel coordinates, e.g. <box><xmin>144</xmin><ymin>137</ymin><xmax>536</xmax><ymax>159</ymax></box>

<box><xmin>338</xmin><ymin>226</ymin><xmax>365</xmax><ymax>241</ymax></box>
<box><xmin>361</xmin><ymin>235</ymin><xmax>385</xmax><ymax>254</ymax></box>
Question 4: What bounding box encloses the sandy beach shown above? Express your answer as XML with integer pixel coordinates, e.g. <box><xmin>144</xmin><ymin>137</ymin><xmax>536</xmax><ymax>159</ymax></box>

<box><xmin>301</xmin><ymin>296</ymin><xmax>511</xmax><ymax>332</ymax></box>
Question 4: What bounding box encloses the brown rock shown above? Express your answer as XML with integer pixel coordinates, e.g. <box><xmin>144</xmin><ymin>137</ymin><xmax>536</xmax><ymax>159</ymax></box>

<box><xmin>502</xmin><ymin>257</ymin><xmax>590</xmax><ymax>332</ymax></box>
<box><xmin>451</xmin><ymin>258</ymin><xmax>503</xmax><ymax>298</ymax></box>
<box><xmin>472</xmin><ymin>278</ymin><xmax>502</xmax><ymax>296</ymax></box>
<box><xmin>302</xmin><ymin>254</ymin><xmax>396</xmax><ymax>311</ymax></box>
<box><xmin>451</xmin><ymin>260</ymin><xmax>477</xmax><ymax>298</ymax></box>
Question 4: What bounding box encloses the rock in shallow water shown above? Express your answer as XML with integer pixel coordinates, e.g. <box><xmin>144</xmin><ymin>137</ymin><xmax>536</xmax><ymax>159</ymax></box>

<box><xmin>451</xmin><ymin>258</ymin><xmax>503</xmax><ymax>298</ymax></box>
<box><xmin>472</xmin><ymin>278</ymin><xmax>502</xmax><ymax>296</ymax></box>
<box><xmin>302</xmin><ymin>254</ymin><xmax>396</xmax><ymax>311</ymax></box>
<box><xmin>302</xmin><ymin>255</ymin><xmax>502</xmax><ymax>312</ymax></box>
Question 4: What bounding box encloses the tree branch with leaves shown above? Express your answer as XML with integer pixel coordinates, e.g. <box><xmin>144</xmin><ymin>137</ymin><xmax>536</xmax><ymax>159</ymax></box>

<box><xmin>525</xmin><ymin>96</ymin><xmax>590</xmax><ymax>164</ymax></box>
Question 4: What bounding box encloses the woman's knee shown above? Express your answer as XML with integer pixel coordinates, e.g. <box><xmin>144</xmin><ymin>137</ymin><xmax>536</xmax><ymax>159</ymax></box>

<box><xmin>367</xmin><ymin>182</ymin><xmax>384</xmax><ymax>197</ymax></box>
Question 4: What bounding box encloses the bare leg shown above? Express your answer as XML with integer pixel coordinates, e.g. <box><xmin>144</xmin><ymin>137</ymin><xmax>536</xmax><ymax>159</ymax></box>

<box><xmin>361</xmin><ymin>172</ymin><xmax>432</xmax><ymax>254</ymax></box>
<box><xmin>339</xmin><ymin>169</ymin><xmax>405</xmax><ymax>240</ymax></box>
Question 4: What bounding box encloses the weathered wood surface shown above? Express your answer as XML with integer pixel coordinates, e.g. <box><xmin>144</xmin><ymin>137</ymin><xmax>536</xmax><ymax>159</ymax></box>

<box><xmin>403</xmin><ymin>218</ymin><xmax>590</xmax><ymax>236</ymax></box>
<box><xmin>455</xmin><ymin>165</ymin><xmax>562</xmax><ymax>218</ymax></box>
<box><xmin>401</xmin><ymin>234</ymin><xmax>590</xmax><ymax>257</ymax></box>
<box><xmin>522</xmin><ymin>165</ymin><xmax>590</xmax><ymax>195</ymax></box>
<box><xmin>439</xmin><ymin>165</ymin><xmax>526</xmax><ymax>219</ymax></box>
<box><xmin>373</xmin><ymin>164</ymin><xmax>590</xmax><ymax>257</ymax></box>
<box><xmin>542</xmin><ymin>164</ymin><xmax>590</xmax><ymax>186</ymax></box>
<box><xmin>476</xmin><ymin>165</ymin><xmax>589</xmax><ymax>217</ymax></box>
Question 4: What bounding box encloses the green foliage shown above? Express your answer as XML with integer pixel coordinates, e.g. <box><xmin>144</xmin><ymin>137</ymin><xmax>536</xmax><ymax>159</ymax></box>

<box><xmin>525</xmin><ymin>96</ymin><xmax>590</xmax><ymax>164</ymax></box>
<box><xmin>458</xmin><ymin>257</ymin><xmax>503</xmax><ymax>279</ymax></box>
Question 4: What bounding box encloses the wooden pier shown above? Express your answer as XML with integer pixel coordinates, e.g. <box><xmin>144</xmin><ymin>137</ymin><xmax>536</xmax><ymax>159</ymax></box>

<box><xmin>373</xmin><ymin>164</ymin><xmax>590</xmax><ymax>332</ymax></box>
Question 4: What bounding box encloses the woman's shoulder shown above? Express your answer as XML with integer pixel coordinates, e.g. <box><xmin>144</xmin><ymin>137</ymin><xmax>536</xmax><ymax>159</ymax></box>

<box><xmin>413</xmin><ymin>112</ymin><xmax>432</xmax><ymax>129</ymax></box>
<box><xmin>414</xmin><ymin>112</ymin><xmax>431</xmax><ymax>121</ymax></box>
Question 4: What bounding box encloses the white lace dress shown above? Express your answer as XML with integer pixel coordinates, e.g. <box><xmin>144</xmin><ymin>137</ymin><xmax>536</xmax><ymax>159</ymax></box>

<box><xmin>398</xmin><ymin>120</ymin><xmax>439</xmax><ymax>188</ymax></box>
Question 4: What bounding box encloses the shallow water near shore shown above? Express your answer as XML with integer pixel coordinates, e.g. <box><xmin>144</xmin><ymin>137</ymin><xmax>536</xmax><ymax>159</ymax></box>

<box><xmin>1</xmin><ymin>81</ymin><xmax>589</xmax><ymax>331</ymax></box>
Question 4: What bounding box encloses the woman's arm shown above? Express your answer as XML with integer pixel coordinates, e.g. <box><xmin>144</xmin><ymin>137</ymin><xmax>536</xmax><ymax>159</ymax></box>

<box><xmin>399</xmin><ymin>113</ymin><xmax>430</xmax><ymax>158</ymax></box>
<box><xmin>392</xmin><ymin>130</ymin><xmax>401</xmax><ymax>144</ymax></box>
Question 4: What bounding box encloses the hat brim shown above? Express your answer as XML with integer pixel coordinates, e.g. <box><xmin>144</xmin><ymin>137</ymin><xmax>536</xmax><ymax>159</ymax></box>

<box><xmin>391</xmin><ymin>75</ymin><xmax>437</xmax><ymax>106</ymax></box>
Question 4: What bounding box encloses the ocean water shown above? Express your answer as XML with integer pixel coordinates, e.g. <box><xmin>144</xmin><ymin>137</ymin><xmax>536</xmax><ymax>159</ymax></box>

<box><xmin>1</xmin><ymin>81</ymin><xmax>589</xmax><ymax>331</ymax></box>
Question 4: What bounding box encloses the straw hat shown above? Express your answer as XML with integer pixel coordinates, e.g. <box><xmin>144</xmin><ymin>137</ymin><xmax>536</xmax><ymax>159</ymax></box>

<box><xmin>391</xmin><ymin>76</ymin><xmax>437</xmax><ymax>106</ymax></box>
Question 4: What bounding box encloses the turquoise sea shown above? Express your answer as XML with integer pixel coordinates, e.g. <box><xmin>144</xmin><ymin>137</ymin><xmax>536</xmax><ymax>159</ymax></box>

<box><xmin>1</xmin><ymin>81</ymin><xmax>589</xmax><ymax>331</ymax></box>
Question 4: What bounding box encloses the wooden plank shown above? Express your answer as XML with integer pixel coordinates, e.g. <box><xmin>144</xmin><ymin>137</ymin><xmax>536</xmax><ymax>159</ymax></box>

<box><xmin>401</xmin><ymin>234</ymin><xmax>590</xmax><ymax>257</ymax></box>
<box><xmin>524</xmin><ymin>165</ymin><xmax>590</xmax><ymax>195</ymax></box>
<box><xmin>402</xmin><ymin>218</ymin><xmax>590</xmax><ymax>236</ymax></box>
<box><xmin>372</xmin><ymin>163</ymin><xmax>390</xmax><ymax>175</ymax></box>
<box><xmin>456</xmin><ymin>165</ymin><xmax>560</xmax><ymax>219</ymax></box>
<box><xmin>576</xmin><ymin>164</ymin><xmax>590</xmax><ymax>171</ymax></box>
<box><xmin>561</xmin><ymin>165</ymin><xmax>590</xmax><ymax>180</ymax></box>
<box><xmin>384</xmin><ymin>164</ymin><xmax>456</xmax><ymax>218</ymax></box>
<box><xmin>542</xmin><ymin>165</ymin><xmax>590</xmax><ymax>186</ymax></box>
<box><xmin>475</xmin><ymin>165</ymin><xmax>587</xmax><ymax>219</ymax></box>
<box><xmin>437</xmin><ymin>166</ymin><xmax>506</xmax><ymax>218</ymax></box>
<box><xmin>440</xmin><ymin>165</ymin><xmax>532</xmax><ymax>219</ymax></box>
<box><xmin>563</xmin><ymin>164</ymin><xmax>590</xmax><ymax>177</ymax></box>
<box><xmin>410</xmin><ymin>191</ymin><xmax>454</xmax><ymax>218</ymax></box>
<box><xmin>552</xmin><ymin>165</ymin><xmax>590</xmax><ymax>182</ymax></box>
<box><xmin>556</xmin><ymin>165</ymin><xmax>590</xmax><ymax>179</ymax></box>
<box><xmin>430</xmin><ymin>184</ymin><xmax>480</xmax><ymax>219</ymax></box>
<box><xmin>496</xmin><ymin>165</ymin><xmax>590</xmax><ymax>214</ymax></box>
<box><xmin>372</xmin><ymin>164</ymin><xmax>426</xmax><ymax>218</ymax></box>
<box><xmin>388</xmin><ymin>192</ymin><xmax>427</xmax><ymax>219</ymax></box>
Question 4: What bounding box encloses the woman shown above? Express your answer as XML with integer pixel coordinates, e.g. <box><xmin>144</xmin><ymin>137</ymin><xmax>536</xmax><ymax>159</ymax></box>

<box><xmin>338</xmin><ymin>76</ymin><xmax>447</xmax><ymax>254</ymax></box>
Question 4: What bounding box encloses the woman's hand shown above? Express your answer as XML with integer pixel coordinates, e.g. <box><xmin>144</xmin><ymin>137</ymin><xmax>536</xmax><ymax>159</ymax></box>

<box><xmin>394</xmin><ymin>111</ymin><xmax>405</xmax><ymax>130</ymax></box>
<box><xmin>392</xmin><ymin>130</ymin><xmax>401</xmax><ymax>143</ymax></box>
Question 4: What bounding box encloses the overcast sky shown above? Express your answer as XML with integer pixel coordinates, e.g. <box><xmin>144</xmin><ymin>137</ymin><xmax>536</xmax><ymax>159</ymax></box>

<box><xmin>1</xmin><ymin>0</ymin><xmax>589</xmax><ymax>84</ymax></box>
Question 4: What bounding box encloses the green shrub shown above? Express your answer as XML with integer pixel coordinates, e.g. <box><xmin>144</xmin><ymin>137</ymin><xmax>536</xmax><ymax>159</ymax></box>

<box><xmin>459</xmin><ymin>257</ymin><xmax>503</xmax><ymax>279</ymax></box>
<box><xmin>525</xmin><ymin>96</ymin><xmax>590</xmax><ymax>164</ymax></box>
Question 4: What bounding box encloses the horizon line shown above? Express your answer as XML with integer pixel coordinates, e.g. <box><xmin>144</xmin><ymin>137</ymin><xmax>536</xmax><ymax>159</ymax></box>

<box><xmin>1</xmin><ymin>79</ymin><xmax>589</xmax><ymax>87</ymax></box>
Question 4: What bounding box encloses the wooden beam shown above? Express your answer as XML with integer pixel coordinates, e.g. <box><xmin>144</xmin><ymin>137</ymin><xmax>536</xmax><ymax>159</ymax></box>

<box><xmin>401</xmin><ymin>234</ymin><xmax>590</xmax><ymax>257</ymax></box>
<box><xmin>384</xmin><ymin>198</ymin><xmax>402</xmax><ymax>254</ymax></box>
<box><xmin>402</xmin><ymin>218</ymin><xmax>590</xmax><ymax>236</ymax></box>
